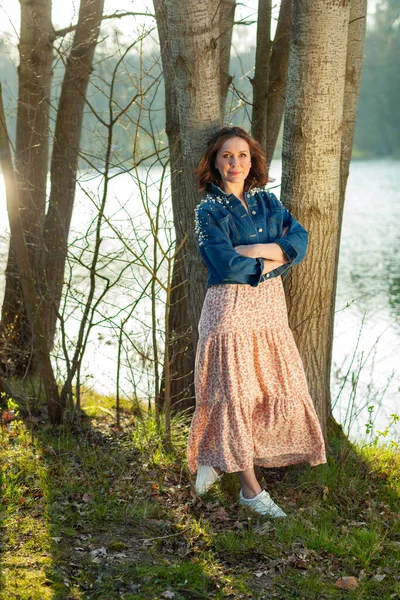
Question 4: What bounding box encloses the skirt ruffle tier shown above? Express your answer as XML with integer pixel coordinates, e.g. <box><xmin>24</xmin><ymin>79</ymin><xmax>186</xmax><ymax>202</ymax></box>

<box><xmin>187</xmin><ymin>277</ymin><xmax>327</xmax><ymax>474</ymax></box>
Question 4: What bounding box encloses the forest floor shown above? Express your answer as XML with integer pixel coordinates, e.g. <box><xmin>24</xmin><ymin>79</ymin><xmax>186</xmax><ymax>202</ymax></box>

<box><xmin>1</xmin><ymin>392</ymin><xmax>400</xmax><ymax>600</ymax></box>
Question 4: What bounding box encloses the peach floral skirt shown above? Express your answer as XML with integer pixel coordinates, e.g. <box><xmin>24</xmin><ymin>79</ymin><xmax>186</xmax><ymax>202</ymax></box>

<box><xmin>187</xmin><ymin>277</ymin><xmax>327</xmax><ymax>474</ymax></box>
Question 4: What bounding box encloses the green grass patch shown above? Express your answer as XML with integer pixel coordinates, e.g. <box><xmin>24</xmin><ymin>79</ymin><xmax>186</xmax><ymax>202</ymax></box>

<box><xmin>1</xmin><ymin>399</ymin><xmax>399</xmax><ymax>599</ymax></box>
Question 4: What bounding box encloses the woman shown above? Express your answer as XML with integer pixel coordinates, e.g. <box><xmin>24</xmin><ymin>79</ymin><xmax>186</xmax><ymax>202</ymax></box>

<box><xmin>187</xmin><ymin>126</ymin><xmax>327</xmax><ymax>518</ymax></box>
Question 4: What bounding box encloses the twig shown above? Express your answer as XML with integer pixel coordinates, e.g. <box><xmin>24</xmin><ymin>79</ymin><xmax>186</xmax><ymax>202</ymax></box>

<box><xmin>53</xmin><ymin>11</ymin><xmax>155</xmax><ymax>39</ymax></box>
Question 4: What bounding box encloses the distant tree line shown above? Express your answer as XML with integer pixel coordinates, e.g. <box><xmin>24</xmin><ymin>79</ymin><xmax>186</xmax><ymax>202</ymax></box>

<box><xmin>354</xmin><ymin>0</ymin><xmax>400</xmax><ymax>158</ymax></box>
<box><xmin>1</xmin><ymin>0</ymin><xmax>398</xmax><ymax>162</ymax></box>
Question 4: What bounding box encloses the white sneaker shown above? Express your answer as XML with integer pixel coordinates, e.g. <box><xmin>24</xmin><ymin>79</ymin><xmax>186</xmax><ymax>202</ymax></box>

<box><xmin>195</xmin><ymin>465</ymin><xmax>223</xmax><ymax>495</ymax></box>
<box><xmin>239</xmin><ymin>489</ymin><xmax>287</xmax><ymax>518</ymax></box>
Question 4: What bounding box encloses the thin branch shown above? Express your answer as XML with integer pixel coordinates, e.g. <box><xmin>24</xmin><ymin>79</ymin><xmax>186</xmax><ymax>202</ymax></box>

<box><xmin>53</xmin><ymin>11</ymin><xmax>155</xmax><ymax>39</ymax></box>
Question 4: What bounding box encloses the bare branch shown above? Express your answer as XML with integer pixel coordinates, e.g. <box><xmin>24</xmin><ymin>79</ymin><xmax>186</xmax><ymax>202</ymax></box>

<box><xmin>53</xmin><ymin>10</ymin><xmax>155</xmax><ymax>39</ymax></box>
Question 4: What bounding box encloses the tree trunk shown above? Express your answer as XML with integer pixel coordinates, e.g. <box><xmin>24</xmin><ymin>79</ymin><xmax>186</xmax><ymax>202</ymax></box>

<box><xmin>219</xmin><ymin>0</ymin><xmax>236</xmax><ymax>118</ymax></box>
<box><xmin>0</xmin><ymin>0</ymin><xmax>53</xmax><ymax>375</ymax></box>
<box><xmin>329</xmin><ymin>0</ymin><xmax>367</xmax><ymax>380</ymax></box>
<box><xmin>41</xmin><ymin>0</ymin><xmax>105</xmax><ymax>346</ymax></box>
<box><xmin>159</xmin><ymin>0</ymin><xmax>221</xmax><ymax>386</ymax></box>
<box><xmin>154</xmin><ymin>0</ymin><xmax>195</xmax><ymax>413</ymax></box>
<box><xmin>281</xmin><ymin>0</ymin><xmax>352</xmax><ymax>446</ymax></box>
<box><xmin>264</xmin><ymin>0</ymin><xmax>290</xmax><ymax>165</ymax></box>
<box><xmin>0</xmin><ymin>85</ymin><xmax>64</xmax><ymax>423</ymax></box>
<box><xmin>339</xmin><ymin>0</ymin><xmax>367</xmax><ymax>216</ymax></box>
<box><xmin>251</xmin><ymin>0</ymin><xmax>272</xmax><ymax>154</ymax></box>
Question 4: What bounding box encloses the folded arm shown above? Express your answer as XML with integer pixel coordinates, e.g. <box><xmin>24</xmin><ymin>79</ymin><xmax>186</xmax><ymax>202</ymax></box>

<box><xmin>195</xmin><ymin>207</ymin><xmax>265</xmax><ymax>287</ymax></box>
<box><xmin>235</xmin><ymin>197</ymin><xmax>309</xmax><ymax>267</ymax></box>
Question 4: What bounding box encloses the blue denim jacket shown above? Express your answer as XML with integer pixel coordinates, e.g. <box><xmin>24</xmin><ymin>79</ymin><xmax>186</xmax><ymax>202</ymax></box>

<box><xmin>194</xmin><ymin>183</ymin><xmax>308</xmax><ymax>288</ymax></box>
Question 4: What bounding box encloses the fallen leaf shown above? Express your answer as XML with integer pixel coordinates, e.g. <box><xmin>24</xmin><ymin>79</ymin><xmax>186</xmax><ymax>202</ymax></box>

<box><xmin>162</xmin><ymin>591</ymin><xmax>175</xmax><ymax>599</ymax></box>
<box><xmin>82</xmin><ymin>493</ymin><xmax>93</xmax><ymax>503</ymax></box>
<box><xmin>373</xmin><ymin>574</ymin><xmax>386</xmax><ymax>582</ymax></box>
<box><xmin>253</xmin><ymin>571</ymin><xmax>265</xmax><ymax>578</ymax></box>
<box><xmin>254</xmin><ymin>521</ymin><xmax>274</xmax><ymax>535</ymax></box>
<box><xmin>1</xmin><ymin>409</ymin><xmax>15</xmax><ymax>424</ymax></box>
<box><xmin>90</xmin><ymin>547</ymin><xmax>107</xmax><ymax>558</ymax></box>
<box><xmin>335</xmin><ymin>576</ymin><xmax>359</xmax><ymax>590</ymax></box>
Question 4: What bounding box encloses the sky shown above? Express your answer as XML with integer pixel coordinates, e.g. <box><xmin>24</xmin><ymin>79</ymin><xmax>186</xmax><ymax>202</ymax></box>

<box><xmin>0</xmin><ymin>0</ymin><xmax>378</xmax><ymax>60</ymax></box>
<box><xmin>0</xmin><ymin>0</ymin><xmax>264</xmax><ymax>56</ymax></box>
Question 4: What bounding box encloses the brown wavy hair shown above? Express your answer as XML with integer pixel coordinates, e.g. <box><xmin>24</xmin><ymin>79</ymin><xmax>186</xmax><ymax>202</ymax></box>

<box><xmin>197</xmin><ymin>126</ymin><xmax>269</xmax><ymax>192</ymax></box>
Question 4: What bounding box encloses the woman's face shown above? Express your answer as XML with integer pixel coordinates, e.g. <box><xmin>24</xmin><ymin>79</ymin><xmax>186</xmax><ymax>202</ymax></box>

<box><xmin>215</xmin><ymin>137</ymin><xmax>251</xmax><ymax>191</ymax></box>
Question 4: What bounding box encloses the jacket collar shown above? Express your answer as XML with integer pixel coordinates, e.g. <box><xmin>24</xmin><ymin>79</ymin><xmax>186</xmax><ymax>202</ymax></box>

<box><xmin>210</xmin><ymin>182</ymin><xmax>257</xmax><ymax>207</ymax></box>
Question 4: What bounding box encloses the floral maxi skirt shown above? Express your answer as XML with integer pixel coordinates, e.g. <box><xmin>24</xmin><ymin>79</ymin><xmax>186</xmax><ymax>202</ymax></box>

<box><xmin>187</xmin><ymin>277</ymin><xmax>327</xmax><ymax>474</ymax></box>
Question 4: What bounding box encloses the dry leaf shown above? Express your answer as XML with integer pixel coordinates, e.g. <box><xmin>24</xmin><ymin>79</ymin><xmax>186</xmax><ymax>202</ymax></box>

<box><xmin>162</xmin><ymin>591</ymin><xmax>175</xmax><ymax>599</ymax></box>
<box><xmin>254</xmin><ymin>521</ymin><xmax>274</xmax><ymax>535</ymax></box>
<box><xmin>1</xmin><ymin>409</ymin><xmax>15</xmax><ymax>424</ymax></box>
<box><xmin>373</xmin><ymin>574</ymin><xmax>386</xmax><ymax>582</ymax></box>
<box><xmin>82</xmin><ymin>493</ymin><xmax>93</xmax><ymax>503</ymax></box>
<box><xmin>90</xmin><ymin>547</ymin><xmax>107</xmax><ymax>558</ymax></box>
<box><xmin>335</xmin><ymin>576</ymin><xmax>359</xmax><ymax>590</ymax></box>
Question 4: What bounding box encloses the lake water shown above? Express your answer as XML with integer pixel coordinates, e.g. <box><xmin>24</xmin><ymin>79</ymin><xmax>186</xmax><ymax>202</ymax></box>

<box><xmin>0</xmin><ymin>160</ymin><xmax>399</xmax><ymax>443</ymax></box>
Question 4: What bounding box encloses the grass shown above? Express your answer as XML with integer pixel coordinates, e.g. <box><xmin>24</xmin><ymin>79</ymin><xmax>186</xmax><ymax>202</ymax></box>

<box><xmin>1</xmin><ymin>393</ymin><xmax>400</xmax><ymax>599</ymax></box>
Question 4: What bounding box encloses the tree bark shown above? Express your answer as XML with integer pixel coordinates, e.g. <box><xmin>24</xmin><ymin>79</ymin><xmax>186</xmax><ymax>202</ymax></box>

<box><xmin>219</xmin><ymin>0</ymin><xmax>236</xmax><ymax>118</ymax></box>
<box><xmin>329</xmin><ymin>0</ymin><xmax>367</xmax><ymax>376</ymax></box>
<box><xmin>281</xmin><ymin>0</ymin><xmax>352</xmax><ymax>445</ymax></box>
<box><xmin>339</xmin><ymin>0</ymin><xmax>367</xmax><ymax>217</ymax></box>
<box><xmin>251</xmin><ymin>0</ymin><xmax>272</xmax><ymax>154</ymax></box>
<box><xmin>0</xmin><ymin>0</ymin><xmax>53</xmax><ymax>375</ymax></box>
<box><xmin>0</xmin><ymin>85</ymin><xmax>64</xmax><ymax>423</ymax></box>
<box><xmin>41</xmin><ymin>0</ymin><xmax>105</xmax><ymax>346</ymax></box>
<box><xmin>264</xmin><ymin>0</ymin><xmax>290</xmax><ymax>165</ymax></box>
<box><xmin>154</xmin><ymin>0</ymin><xmax>195</xmax><ymax>412</ymax></box>
<box><xmin>160</xmin><ymin>1</ymin><xmax>221</xmax><ymax>363</ymax></box>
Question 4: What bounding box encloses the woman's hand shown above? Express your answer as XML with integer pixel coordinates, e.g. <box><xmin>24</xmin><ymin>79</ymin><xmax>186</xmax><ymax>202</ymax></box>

<box><xmin>233</xmin><ymin>244</ymin><xmax>259</xmax><ymax>258</ymax></box>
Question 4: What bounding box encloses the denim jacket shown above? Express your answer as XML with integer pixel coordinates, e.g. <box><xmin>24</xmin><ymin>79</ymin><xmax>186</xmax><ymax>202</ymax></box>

<box><xmin>194</xmin><ymin>183</ymin><xmax>308</xmax><ymax>288</ymax></box>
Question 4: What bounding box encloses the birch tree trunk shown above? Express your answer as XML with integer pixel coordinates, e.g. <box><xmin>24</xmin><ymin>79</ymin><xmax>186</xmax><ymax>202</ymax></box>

<box><xmin>0</xmin><ymin>0</ymin><xmax>53</xmax><ymax>375</ymax></box>
<box><xmin>162</xmin><ymin>0</ymin><xmax>221</xmax><ymax>348</ymax></box>
<box><xmin>41</xmin><ymin>0</ymin><xmax>105</xmax><ymax>346</ymax></box>
<box><xmin>281</xmin><ymin>0</ymin><xmax>352</xmax><ymax>444</ymax></box>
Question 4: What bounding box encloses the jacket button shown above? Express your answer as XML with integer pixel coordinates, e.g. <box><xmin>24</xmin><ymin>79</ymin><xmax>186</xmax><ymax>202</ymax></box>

<box><xmin>258</xmin><ymin>227</ymin><xmax>263</xmax><ymax>232</ymax></box>
<box><xmin>266</xmin><ymin>273</ymin><xmax>270</xmax><ymax>278</ymax></box>
<box><xmin>252</xmin><ymin>210</ymin><xmax>256</xmax><ymax>215</ymax></box>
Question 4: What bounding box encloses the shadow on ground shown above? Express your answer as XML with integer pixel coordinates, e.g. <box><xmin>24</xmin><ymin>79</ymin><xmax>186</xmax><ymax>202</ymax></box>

<box><xmin>1</xmin><ymin>398</ymin><xmax>400</xmax><ymax>600</ymax></box>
